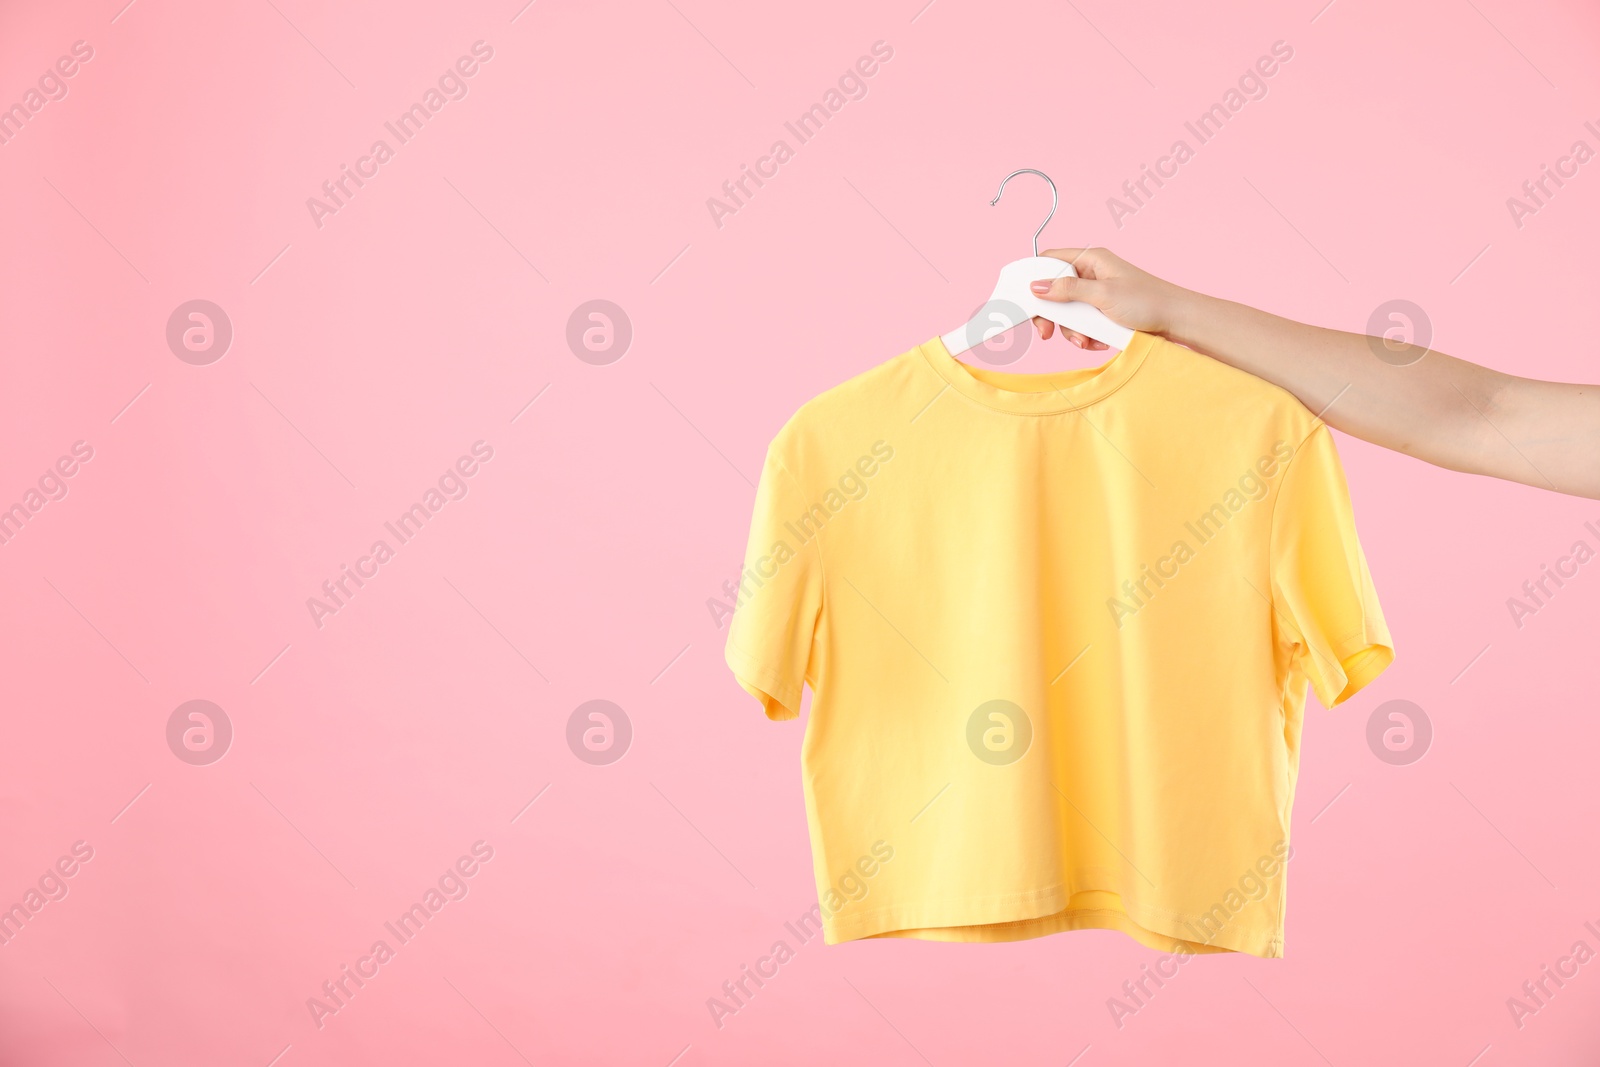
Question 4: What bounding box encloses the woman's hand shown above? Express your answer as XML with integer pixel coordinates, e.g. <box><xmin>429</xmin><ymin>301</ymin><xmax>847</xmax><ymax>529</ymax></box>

<box><xmin>1023</xmin><ymin>248</ymin><xmax>1600</xmax><ymax>498</ymax></box>
<box><xmin>1027</xmin><ymin>247</ymin><xmax>1191</xmax><ymax>349</ymax></box>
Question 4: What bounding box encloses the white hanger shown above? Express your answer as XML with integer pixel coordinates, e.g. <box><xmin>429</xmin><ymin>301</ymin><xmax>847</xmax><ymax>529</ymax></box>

<box><xmin>941</xmin><ymin>168</ymin><xmax>1134</xmax><ymax>357</ymax></box>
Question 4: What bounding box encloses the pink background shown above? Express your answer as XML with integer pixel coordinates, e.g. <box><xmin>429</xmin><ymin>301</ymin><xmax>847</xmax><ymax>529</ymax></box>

<box><xmin>2</xmin><ymin>0</ymin><xmax>1598</xmax><ymax>1063</ymax></box>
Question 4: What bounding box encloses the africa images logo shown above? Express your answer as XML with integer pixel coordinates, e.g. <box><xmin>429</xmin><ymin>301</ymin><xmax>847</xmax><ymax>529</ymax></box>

<box><xmin>305</xmin><ymin>41</ymin><xmax>495</xmax><ymax>229</ymax></box>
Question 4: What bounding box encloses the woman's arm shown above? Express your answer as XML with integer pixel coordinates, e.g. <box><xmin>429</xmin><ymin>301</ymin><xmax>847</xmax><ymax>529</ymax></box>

<box><xmin>1029</xmin><ymin>247</ymin><xmax>1600</xmax><ymax>500</ymax></box>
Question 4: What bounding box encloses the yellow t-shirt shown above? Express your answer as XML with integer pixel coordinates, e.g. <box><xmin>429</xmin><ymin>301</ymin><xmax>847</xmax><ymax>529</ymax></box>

<box><xmin>724</xmin><ymin>332</ymin><xmax>1392</xmax><ymax>959</ymax></box>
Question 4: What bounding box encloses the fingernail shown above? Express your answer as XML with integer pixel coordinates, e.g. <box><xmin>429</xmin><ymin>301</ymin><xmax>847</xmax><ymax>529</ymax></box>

<box><xmin>1029</xmin><ymin>281</ymin><xmax>1050</xmax><ymax>294</ymax></box>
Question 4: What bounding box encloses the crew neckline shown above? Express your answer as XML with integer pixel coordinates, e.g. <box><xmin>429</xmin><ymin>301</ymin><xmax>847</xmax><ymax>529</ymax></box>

<box><xmin>917</xmin><ymin>331</ymin><xmax>1156</xmax><ymax>415</ymax></box>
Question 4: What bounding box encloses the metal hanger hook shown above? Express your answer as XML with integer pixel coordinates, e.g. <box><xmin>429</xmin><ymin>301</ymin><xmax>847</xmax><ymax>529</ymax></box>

<box><xmin>989</xmin><ymin>168</ymin><xmax>1058</xmax><ymax>257</ymax></box>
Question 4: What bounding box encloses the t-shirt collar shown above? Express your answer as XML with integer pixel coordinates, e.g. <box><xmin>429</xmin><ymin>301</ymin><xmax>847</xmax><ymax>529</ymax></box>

<box><xmin>917</xmin><ymin>330</ymin><xmax>1155</xmax><ymax>415</ymax></box>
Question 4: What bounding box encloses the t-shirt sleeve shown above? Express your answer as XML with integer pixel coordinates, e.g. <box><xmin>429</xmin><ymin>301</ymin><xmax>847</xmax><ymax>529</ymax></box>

<box><xmin>724</xmin><ymin>442</ymin><xmax>825</xmax><ymax>721</ymax></box>
<box><xmin>1268</xmin><ymin>424</ymin><xmax>1394</xmax><ymax>708</ymax></box>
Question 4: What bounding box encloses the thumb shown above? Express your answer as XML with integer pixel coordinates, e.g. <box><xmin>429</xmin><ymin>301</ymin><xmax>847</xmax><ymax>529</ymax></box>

<box><xmin>1029</xmin><ymin>274</ymin><xmax>1107</xmax><ymax>306</ymax></box>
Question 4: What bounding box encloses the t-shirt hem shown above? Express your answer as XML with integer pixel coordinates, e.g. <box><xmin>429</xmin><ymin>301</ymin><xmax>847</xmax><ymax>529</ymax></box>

<box><xmin>822</xmin><ymin>881</ymin><xmax>1286</xmax><ymax>959</ymax></box>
